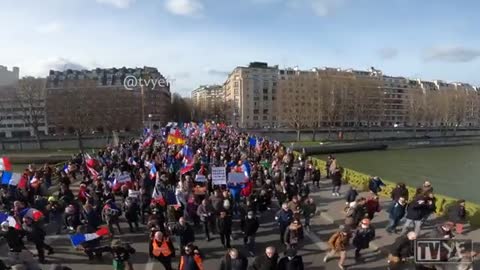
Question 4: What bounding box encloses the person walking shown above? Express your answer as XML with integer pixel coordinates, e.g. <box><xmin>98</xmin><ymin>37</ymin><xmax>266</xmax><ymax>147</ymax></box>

<box><xmin>124</xmin><ymin>197</ymin><xmax>140</xmax><ymax>233</ymax></box>
<box><xmin>102</xmin><ymin>199</ymin><xmax>123</xmax><ymax>236</ymax></box>
<box><xmin>251</xmin><ymin>246</ymin><xmax>278</xmax><ymax>270</ymax></box>
<box><xmin>275</xmin><ymin>203</ymin><xmax>293</xmax><ymax>246</ymax></box>
<box><xmin>178</xmin><ymin>243</ymin><xmax>204</xmax><ymax>270</ymax></box>
<box><xmin>352</xmin><ymin>218</ymin><xmax>376</xmax><ymax>262</ymax></box>
<box><xmin>170</xmin><ymin>217</ymin><xmax>195</xmax><ymax>255</ymax></box>
<box><xmin>217</xmin><ymin>211</ymin><xmax>233</xmax><ymax>248</ymax></box>
<box><xmin>1</xmin><ymin>222</ymin><xmax>40</xmax><ymax>270</ymax></box>
<box><xmin>447</xmin><ymin>199</ymin><xmax>467</xmax><ymax>235</ymax></box>
<box><xmin>302</xmin><ymin>197</ymin><xmax>316</xmax><ymax>232</ymax></box>
<box><xmin>284</xmin><ymin>218</ymin><xmax>304</xmax><ymax>251</ymax></box>
<box><xmin>400</xmin><ymin>194</ymin><xmax>434</xmax><ymax>235</ymax></box>
<box><xmin>330</xmin><ymin>167</ymin><xmax>342</xmax><ymax>197</ymax></box>
<box><xmin>218</xmin><ymin>248</ymin><xmax>248</xmax><ymax>270</ymax></box>
<box><xmin>278</xmin><ymin>249</ymin><xmax>304</xmax><ymax>270</ymax></box>
<box><xmin>365</xmin><ymin>195</ymin><xmax>381</xmax><ymax>220</ymax></box>
<box><xmin>390</xmin><ymin>183</ymin><xmax>408</xmax><ymax>202</ymax></box>
<box><xmin>197</xmin><ymin>199</ymin><xmax>215</xmax><ymax>241</ymax></box>
<box><xmin>107</xmin><ymin>239</ymin><xmax>136</xmax><ymax>270</ymax></box>
<box><xmin>22</xmin><ymin>217</ymin><xmax>54</xmax><ymax>264</ymax></box>
<box><xmin>324</xmin><ymin>225</ymin><xmax>351</xmax><ymax>270</ymax></box>
<box><xmin>386</xmin><ymin>197</ymin><xmax>406</xmax><ymax>234</ymax></box>
<box><xmin>149</xmin><ymin>231</ymin><xmax>175</xmax><ymax>270</ymax></box>
<box><xmin>368</xmin><ymin>176</ymin><xmax>385</xmax><ymax>195</ymax></box>
<box><xmin>243</xmin><ymin>211</ymin><xmax>259</xmax><ymax>257</ymax></box>
<box><xmin>388</xmin><ymin>232</ymin><xmax>416</xmax><ymax>269</ymax></box>
<box><xmin>312</xmin><ymin>167</ymin><xmax>321</xmax><ymax>188</ymax></box>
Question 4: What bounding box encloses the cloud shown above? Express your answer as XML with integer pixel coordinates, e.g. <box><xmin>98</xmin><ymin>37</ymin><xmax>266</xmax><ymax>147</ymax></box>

<box><xmin>23</xmin><ymin>58</ymin><xmax>88</xmax><ymax>77</ymax></box>
<box><xmin>95</xmin><ymin>0</ymin><xmax>135</xmax><ymax>9</ymax></box>
<box><xmin>378</xmin><ymin>47</ymin><xmax>398</xmax><ymax>60</ymax></box>
<box><xmin>206</xmin><ymin>68</ymin><xmax>230</xmax><ymax>77</ymax></box>
<box><xmin>174</xmin><ymin>72</ymin><xmax>191</xmax><ymax>79</ymax></box>
<box><xmin>287</xmin><ymin>0</ymin><xmax>346</xmax><ymax>16</ymax></box>
<box><xmin>165</xmin><ymin>0</ymin><xmax>204</xmax><ymax>16</ymax></box>
<box><xmin>35</xmin><ymin>22</ymin><xmax>63</xmax><ymax>34</ymax></box>
<box><xmin>423</xmin><ymin>47</ymin><xmax>480</xmax><ymax>63</ymax></box>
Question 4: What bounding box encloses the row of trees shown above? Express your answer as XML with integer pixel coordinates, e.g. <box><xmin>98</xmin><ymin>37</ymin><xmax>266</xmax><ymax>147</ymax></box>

<box><xmin>281</xmin><ymin>76</ymin><xmax>480</xmax><ymax>141</ymax></box>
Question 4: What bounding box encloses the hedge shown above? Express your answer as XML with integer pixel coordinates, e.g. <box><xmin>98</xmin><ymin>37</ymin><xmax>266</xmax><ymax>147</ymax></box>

<box><xmin>297</xmin><ymin>152</ymin><xmax>480</xmax><ymax>227</ymax></box>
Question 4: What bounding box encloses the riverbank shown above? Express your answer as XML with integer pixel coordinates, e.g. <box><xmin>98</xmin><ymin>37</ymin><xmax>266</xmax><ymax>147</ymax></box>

<box><xmin>296</xmin><ymin>151</ymin><xmax>480</xmax><ymax>226</ymax></box>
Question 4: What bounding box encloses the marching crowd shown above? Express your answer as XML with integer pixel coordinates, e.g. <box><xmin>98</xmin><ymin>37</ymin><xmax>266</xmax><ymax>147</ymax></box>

<box><xmin>0</xmin><ymin>123</ymin><xmax>477</xmax><ymax>270</ymax></box>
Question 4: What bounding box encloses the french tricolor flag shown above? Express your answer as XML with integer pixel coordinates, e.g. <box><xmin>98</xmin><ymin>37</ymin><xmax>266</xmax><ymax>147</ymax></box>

<box><xmin>0</xmin><ymin>212</ymin><xmax>20</xmax><ymax>230</ymax></box>
<box><xmin>1</xmin><ymin>172</ymin><xmax>21</xmax><ymax>186</ymax></box>
<box><xmin>69</xmin><ymin>227</ymin><xmax>110</xmax><ymax>247</ymax></box>
<box><xmin>19</xmin><ymin>208</ymin><xmax>44</xmax><ymax>222</ymax></box>
<box><xmin>150</xmin><ymin>165</ymin><xmax>157</xmax><ymax>180</ymax></box>
<box><xmin>0</xmin><ymin>157</ymin><xmax>12</xmax><ymax>172</ymax></box>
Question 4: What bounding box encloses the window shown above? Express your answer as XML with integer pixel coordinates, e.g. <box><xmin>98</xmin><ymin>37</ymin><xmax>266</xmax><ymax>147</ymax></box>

<box><xmin>263</xmin><ymin>88</ymin><xmax>268</xmax><ymax>94</ymax></box>
<box><xmin>263</xmin><ymin>116</ymin><xmax>268</xmax><ymax>120</ymax></box>
<box><xmin>263</xmin><ymin>109</ymin><xmax>269</xmax><ymax>114</ymax></box>
<box><xmin>253</xmin><ymin>109</ymin><xmax>259</xmax><ymax>114</ymax></box>
<box><xmin>263</xmin><ymin>96</ymin><xmax>268</xmax><ymax>101</ymax></box>
<box><xmin>253</xmin><ymin>116</ymin><xmax>258</xmax><ymax>120</ymax></box>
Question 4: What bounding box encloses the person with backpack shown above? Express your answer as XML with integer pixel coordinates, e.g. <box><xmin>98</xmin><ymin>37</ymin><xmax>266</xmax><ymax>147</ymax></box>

<box><xmin>178</xmin><ymin>243</ymin><xmax>203</xmax><ymax>270</ymax></box>
<box><xmin>275</xmin><ymin>203</ymin><xmax>293</xmax><ymax>246</ymax></box>
<box><xmin>107</xmin><ymin>239</ymin><xmax>136</xmax><ymax>270</ymax></box>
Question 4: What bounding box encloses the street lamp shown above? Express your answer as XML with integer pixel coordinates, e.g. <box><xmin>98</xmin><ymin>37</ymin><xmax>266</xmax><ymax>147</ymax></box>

<box><xmin>148</xmin><ymin>114</ymin><xmax>152</xmax><ymax>130</ymax></box>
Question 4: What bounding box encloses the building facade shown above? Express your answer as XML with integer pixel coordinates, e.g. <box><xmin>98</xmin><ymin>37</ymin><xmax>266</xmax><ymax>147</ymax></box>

<box><xmin>0</xmin><ymin>67</ymin><xmax>49</xmax><ymax>138</ymax></box>
<box><xmin>222</xmin><ymin>62</ymin><xmax>480</xmax><ymax>129</ymax></box>
<box><xmin>224</xmin><ymin>62</ymin><xmax>279</xmax><ymax>128</ymax></box>
<box><xmin>191</xmin><ymin>85</ymin><xmax>225</xmax><ymax>120</ymax></box>
<box><xmin>0</xmin><ymin>65</ymin><xmax>19</xmax><ymax>87</ymax></box>
<box><xmin>45</xmin><ymin>67</ymin><xmax>171</xmax><ymax>133</ymax></box>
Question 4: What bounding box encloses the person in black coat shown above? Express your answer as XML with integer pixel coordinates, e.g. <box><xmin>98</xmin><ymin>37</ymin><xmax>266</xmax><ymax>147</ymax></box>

<box><xmin>243</xmin><ymin>211</ymin><xmax>259</xmax><ymax>257</ymax></box>
<box><xmin>330</xmin><ymin>168</ymin><xmax>342</xmax><ymax>196</ymax></box>
<box><xmin>251</xmin><ymin>246</ymin><xmax>278</xmax><ymax>270</ymax></box>
<box><xmin>22</xmin><ymin>217</ymin><xmax>54</xmax><ymax>264</ymax></box>
<box><xmin>312</xmin><ymin>168</ymin><xmax>321</xmax><ymax>188</ymax></box>
<box><xmin>447</xmin><ymin>199</ymin><xmax>467</xmax><ymax>234</ymax></box>
<box><xmin>124</xmin><ymin>197</ymin><xmax>140</xmax><ymax>232</ymax></box>
<box><xmin>170</xmin><ymin>217</ymin><xmax>195</xmax><ymax>254</ymax></box>
<box><xmin>388</xmin><ymin>232</ymin><xmax>416</xmax><ymax>267</ymax></box>
<box><xmin>352</xmin><ymin>218</ymin><xmax>376</xmax><ymax>261</ymax></box>
<box><xmin>345</xmin><ymin>187</ymin><xmax>358</xmax><ymax>206</ymax></box>
<box><xmin>217</xmin><ymin>211</ymin><xmax>233</xmax><ymax>248</ymax></box>
<box><xmin>390</xmin><ymin>183</ymin><xmax>409</xmax><ymax>202</ymax></box>
<box><xmin>278</xmin><ymin>249</ymin><xmax>304</xmax><ymax>270</ymax></box>
<box><xmin>400</xmin><ymin>194</ymin><xmax>435</xmax><ymax>235</ymax></box>
<box><xmin>218</xmin><ymin>248</ymin><xmax>248</xmax><ymax>270</ymax></box>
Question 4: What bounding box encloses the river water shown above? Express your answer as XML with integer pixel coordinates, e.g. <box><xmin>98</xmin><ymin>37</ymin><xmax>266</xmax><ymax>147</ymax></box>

<box><xmin>316</xmin><ymin>145</ymin><xmax>480</xmax><ymax>204</ymax></box>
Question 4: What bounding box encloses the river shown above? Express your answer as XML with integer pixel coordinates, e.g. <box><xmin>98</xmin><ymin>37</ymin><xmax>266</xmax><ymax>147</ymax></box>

<box><xmin>316</xmin><ymin>145</ymin><xmax>480</xmax><ymax>204</ymax></box>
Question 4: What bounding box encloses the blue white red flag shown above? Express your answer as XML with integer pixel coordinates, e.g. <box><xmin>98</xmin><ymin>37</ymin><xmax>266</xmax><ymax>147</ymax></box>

<box><xmin>70</xmin><ymin>227</ymin><xmax>110</xmax><ymax>246</ymax></box>
<box><xmin>0</xmin><ymin>212</ymin><xmax>20</xmax><ymax>229</ymax></box>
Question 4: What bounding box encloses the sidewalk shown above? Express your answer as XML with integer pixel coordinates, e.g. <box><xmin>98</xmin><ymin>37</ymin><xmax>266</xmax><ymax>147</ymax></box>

<box><xmin>308</xmin><ymin>178</ymin><xmax>480</xmax><ymax>253</ymax></box>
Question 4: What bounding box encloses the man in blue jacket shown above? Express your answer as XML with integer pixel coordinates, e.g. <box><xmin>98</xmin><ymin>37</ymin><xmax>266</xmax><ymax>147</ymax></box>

<box><xmin>386</xmin><ymin>197</ymin><xmax>406</xmax><ymax>233</ymax></box>
<box><xmin>275</xmin><ymin>203</ymin><xmax>293</xmax><ymax>246</ymax></box>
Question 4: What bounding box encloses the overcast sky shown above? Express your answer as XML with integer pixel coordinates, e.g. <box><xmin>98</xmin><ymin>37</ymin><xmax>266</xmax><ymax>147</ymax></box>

<box><xmin>1</xmin><ymin>0</ymin><xmax>480</xmax><ymax>96</ymax></box>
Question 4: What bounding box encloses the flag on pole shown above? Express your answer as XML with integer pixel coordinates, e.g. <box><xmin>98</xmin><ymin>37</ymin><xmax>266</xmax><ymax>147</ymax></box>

<box><xmin>1</xmin><ymin>172</ymin><xmax>21</xmax><ymax>186</ymax></box>
<box><xmin>69</xmin><ymin>227</ymin><xmax>110</xmax><ymax>247</ymax></box>
<box><xmin>87</xmin><ymin>166</ymin><xmax>99</xmax><ymax>181</ymax></box>
<box><xmin>151</xmin><ymin>186</ymin><xmax>166</xmax><ymax>206</ymax></box>
<box><xmin>0</xmin><ymin>157</ymin><xmax>12</xmax><ymax>171</ymax></box>
<box><xmin>167</xmin><ymin>134</ymin><xmax>186</xmax><ymax>145</ymax></box>
<box><xmin>19</xmin><ymin>208</ymin><xmax>44</xmax><ymax>221</ymax></box>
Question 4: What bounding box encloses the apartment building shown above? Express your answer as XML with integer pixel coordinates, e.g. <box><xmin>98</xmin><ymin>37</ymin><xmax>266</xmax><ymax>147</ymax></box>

<box><xmin>45</xmin><ymin>67</ymin><xmax>171</xmax><ymax>133</ymax></box>
<box><xmin>0</xmin><ymin>67</ymin><xmax>49</xmax><ymax>138</ymax></box>
<box><xmin>191</xmin><ymin>85</ymin><xmax>225</xmax><ymax>119</ymax></box>
<box><xmin>222</xmin><ymin>62</ymin><xmax>479</xmax><ymax>129</ymax></box>
<box><xmin>224</xmin><ymin>62</ymin><xmax>279</xmax><ymax>128</ymax></box>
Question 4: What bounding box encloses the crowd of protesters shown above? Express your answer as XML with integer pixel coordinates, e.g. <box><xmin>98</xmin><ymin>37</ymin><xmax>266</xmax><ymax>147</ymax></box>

<box><xmin>0</xmin><ymin>122</ymin><xmax>477</xmax><ymax>270</ymax></box>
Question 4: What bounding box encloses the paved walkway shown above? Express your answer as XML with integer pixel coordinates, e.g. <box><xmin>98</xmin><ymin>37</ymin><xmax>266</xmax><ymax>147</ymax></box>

<box><xmin>306</xmin><ymin>178</ymin><xmax>480</xmax><ymax>269</ymax></box>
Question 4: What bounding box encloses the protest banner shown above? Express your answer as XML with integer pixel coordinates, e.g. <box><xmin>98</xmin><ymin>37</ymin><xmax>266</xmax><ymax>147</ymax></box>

<box><xmin>115</xmin><ymin>174</ymin><xmax>131</xmax><ymax>184</ymax></box>
<box><xmin>195</xmin><ymin>174</ymin><xmax>207</xmax><ymax>182</ymax></box>
<box><xmin>128</xmin><ymin>189</ymin><xmax>140</xmax><ymax>198</ymax></box>
<box><xmin>212</xmin><ymin>166</ymin><xmax>227</xmax><ymax>185</ymax></box>
<box><xmin>228</xmin><ymin>172</ymin><xmax>246</xmax><ymax>184</ymax></box>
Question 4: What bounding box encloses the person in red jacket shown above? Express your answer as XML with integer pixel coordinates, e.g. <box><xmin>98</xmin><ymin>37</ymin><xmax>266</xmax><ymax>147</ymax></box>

<box><xmin>365</xmin><ymin>195</ymin><xmax>381</xmax><ymax>220</ymax></box>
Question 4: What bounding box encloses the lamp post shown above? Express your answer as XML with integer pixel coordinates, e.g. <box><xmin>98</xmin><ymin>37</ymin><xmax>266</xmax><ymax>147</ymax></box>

<box><xmin>148</xmin><ymin>114</ymin><xmax>152</xmax><ymax>130</ymax></box>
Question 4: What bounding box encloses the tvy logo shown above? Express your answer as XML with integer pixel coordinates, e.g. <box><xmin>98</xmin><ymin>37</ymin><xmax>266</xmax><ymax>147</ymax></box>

<box><xmin>415</xmin><ymin>239</ymin><xmax>473</xmax><ymax>264</ymax></box>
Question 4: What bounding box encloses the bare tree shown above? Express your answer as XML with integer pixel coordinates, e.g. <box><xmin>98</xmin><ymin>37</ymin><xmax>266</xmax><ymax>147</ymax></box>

<box><xmin>15</xmin><ymin>77</ymin><xmax>46</xmax><ymax>149</ymax></box>
<box><xmin>406</xmin><ymin>87</ymin><xmax>425</xmax><ymax>137</ymax></box>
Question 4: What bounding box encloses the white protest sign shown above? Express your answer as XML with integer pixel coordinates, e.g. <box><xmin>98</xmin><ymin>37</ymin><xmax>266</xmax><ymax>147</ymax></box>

<box><xmin>195</xmin><ymin>174</ymin><xmax>207</xmax><ymax>182</ymax></box>
<box><xmin>128</xmin><ymin>189</ymin><xmax>140</xmax><ymax>198</ymax></box>
<box><xmin>116</xmin><ymin>174</ymin><xmax>131</xmax><ymax>184</ymax></box>
<box><xmin>228</xmin><ymin>172</ymin><xmax>246</xmax><ymax>184</ymax></box>
<box><xmin>212</xmin><ymin>166</ymin><xmax>227</xmax><ymax>185</ymax></box>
